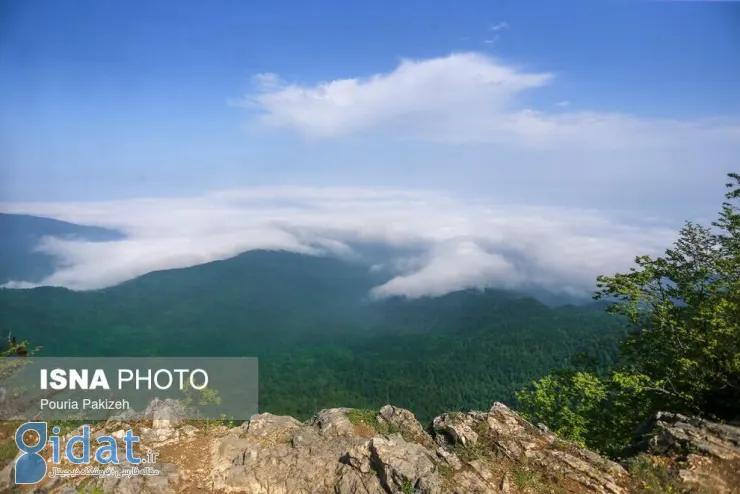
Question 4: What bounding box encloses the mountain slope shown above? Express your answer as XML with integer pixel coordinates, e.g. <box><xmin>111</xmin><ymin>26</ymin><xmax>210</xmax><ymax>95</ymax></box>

<box><xmin>0</xmin><ymin>249</ymin><xmax>627</xmax><ymax>421</ymax></box>
<box><xmin>0</xmin><ymin>213</ymin><xmax>124</xmax><ymax>285</ymax></box>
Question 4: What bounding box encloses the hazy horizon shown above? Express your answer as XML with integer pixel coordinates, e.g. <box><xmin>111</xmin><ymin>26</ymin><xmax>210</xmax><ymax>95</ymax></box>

<box><xmin>1</xmin><ymin>0</ymin><xmax>738</xmax><ymax>297</ymax></box>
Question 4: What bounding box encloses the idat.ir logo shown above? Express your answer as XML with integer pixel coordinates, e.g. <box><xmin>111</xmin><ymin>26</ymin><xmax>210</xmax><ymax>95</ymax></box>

<box><xmin>15</xmin><ymin>421</ymin><xmax>142</xmax><ymax>484</ymax></box>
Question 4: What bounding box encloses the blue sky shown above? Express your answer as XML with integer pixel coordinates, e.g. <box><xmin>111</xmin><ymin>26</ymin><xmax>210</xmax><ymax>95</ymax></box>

<box><xmin>1</xmin><ymin>0</ymin><xmax>739</xmax><ymax>295</ymax></box>
<box><xmin>2</xmin><ymin>0</ymin><xmax>738</xmax><ymax>205</ymax></box>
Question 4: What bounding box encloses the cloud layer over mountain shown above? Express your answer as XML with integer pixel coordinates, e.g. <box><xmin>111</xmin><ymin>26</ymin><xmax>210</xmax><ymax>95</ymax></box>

<box><xmin>2</xmin><ymin>187</ymin><xmax>678</xmax><ymax>298</ymax></box>
<box><xmin>3</xmin><ymin>54</ymin><xmax>733</xmax><ymax>297</ymax></box>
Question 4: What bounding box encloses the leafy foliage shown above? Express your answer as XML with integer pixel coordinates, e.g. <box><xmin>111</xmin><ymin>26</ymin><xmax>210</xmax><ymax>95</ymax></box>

<box><xmin>518</xmin><ymin>173</ymin><xmax>740</xmax><ymax>456</ymax></box>
<box><xmin>517</xmin><ymin>367</ymin><xmax>651</xmax><ymax>453</ymax></box>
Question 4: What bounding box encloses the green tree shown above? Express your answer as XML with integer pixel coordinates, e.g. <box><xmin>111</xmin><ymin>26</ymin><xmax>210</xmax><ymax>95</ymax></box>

<box><xmin>516</xmin><ymin>362</ymin><xmax>652</xmax><ymax>455</ymax></box>
<box><xmin>518</xmin><ymin>173</ymin><xmax>740</xmax><ymax>456</ymax></box>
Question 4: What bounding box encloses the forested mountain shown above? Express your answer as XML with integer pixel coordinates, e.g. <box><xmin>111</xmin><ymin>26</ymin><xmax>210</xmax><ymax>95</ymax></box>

<box><xmin>0</xmin><ymin>213</ymin><xmax>124</xmax><ymax>285</ymax></box>
<box><xmin>0</xmin><ymin>249</ymin><xmax>626</xmax><ymax>423</ymax></box>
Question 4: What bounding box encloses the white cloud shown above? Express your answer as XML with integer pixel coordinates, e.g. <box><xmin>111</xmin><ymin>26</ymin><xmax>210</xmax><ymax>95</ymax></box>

<box><xmin>236</xmin><ymin>52</ymin><xmax>740</xmax><ymax>151</ymax></box>
<box><xmin>370</xmin><ymin>240</ymin><xmax>521</xmax><ymax>298</ymax></box>
<box><xmin>556</xmin><ymin>100</ymin><xmax>571</xmax><ymax>107</ymax></box>
<box><xmin>1</xmin><ymin>187</ymin><xmax>678</xmax><ymax>299</ymax></box>
<box><xmin>490</xmin><ymin>22</ymin><xmax>509</xmax><ymax>31</ymax></box>
<box><xmin>3</xmin><ymin>55</ymin><xmax>734</xmax><ymax>298</ymax></box>
<box><xmin>235</xmin><ymin>53</ymin><xmax>554</xmax><ymax>140</ymax></box>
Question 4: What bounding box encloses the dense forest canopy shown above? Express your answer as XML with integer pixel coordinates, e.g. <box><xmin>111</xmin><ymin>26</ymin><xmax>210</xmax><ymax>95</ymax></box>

<box><xmin>0</xmin><ymin>251</ymin><xmax>625</xmax><ymax>424</ymax></box>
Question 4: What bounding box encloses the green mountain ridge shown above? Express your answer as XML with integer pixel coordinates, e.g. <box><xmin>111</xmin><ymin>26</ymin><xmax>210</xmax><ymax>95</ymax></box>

<box><xmin>0</xmin><ymin>249</ymin><xmax>626</xmax><ymax>423</ymax></box>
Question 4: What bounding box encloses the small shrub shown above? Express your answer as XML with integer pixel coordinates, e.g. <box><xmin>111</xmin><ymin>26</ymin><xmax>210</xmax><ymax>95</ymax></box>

<box><xmin>626</xmin><ymin>455</ymin><xmax>681</xmax><ymax>494</ymax></box>
<box><xmin>451</xmin><ymin>440</ymin><xmax>486</xmax><ymax>462</ymax></box>
<box><xmin>511</xmin><ymin>465</ymin><xmax>543</xmax><ymax>490</ymax></box>
<box><xmin>401</xmin><ymin>478</ymin><xmax>414</xmax><ymax>494</ymax></box>
<box><xmin>347</xmin><ymin>409</ymin><xmax>379</xmax><ymax>429</ymax></box>
<box><xmin>437</xmin><ymin>463</ymin><xmax>454</xmax><ymax>479</ymax></box>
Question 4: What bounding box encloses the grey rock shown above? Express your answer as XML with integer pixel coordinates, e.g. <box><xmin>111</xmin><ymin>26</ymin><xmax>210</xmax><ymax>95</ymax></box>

<box><xmin>368</xmin><ymin>434</ymin><xmax>437</xmax><ymax>491</ymax></box>
<box><xmin>626</xmin><ymin>411</ymin><xmax>740</xmax><ymax>493</ymax></box>
<box><xmin>432</xmin><ymin>412</ymin><xmax>479</xmax><ymax>447</ymax></box>
<box><xmin>145</xmin><ymin>398</ymin><xmax>188</xmax><ymax>430</ymax></box>
<box><xmin>378</xmin><ymin>404</ymin><xmax>427</xmax><ymax>441</ymax></box>
<box><xmin>313</xmin><ymin>407</ymin><xmax>357</xmax><ymax>438</ymax></box>
<box><xmin>632</xmin><ymin>411</ymin><xmax>740</xmax><ymax>461</ymax></box>
<box><xmin>436</xmin><ymin>446</ymin><xmax>463</xmax><ymax>470</ymax></box>
<box><xmin>44</xmin><ymin>399</ymin><xmax>740</xmax><ymax>493</ymax></box>
<box><xmin>242</xmin><ymin>412</ymin><xmax>302</xmax><ymax>443</ymax></box>
<box><xmin>203</xmin><ymin>402</ymin><xmax>634</xmax><ymax>493</ymax></box>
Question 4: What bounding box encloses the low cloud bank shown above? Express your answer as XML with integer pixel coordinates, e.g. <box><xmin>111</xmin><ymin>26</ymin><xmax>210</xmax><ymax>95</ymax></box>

<box><xmin>1</xmin><ymin>187</ymin><xmax>678</xmax><ymax>298</ymax></box>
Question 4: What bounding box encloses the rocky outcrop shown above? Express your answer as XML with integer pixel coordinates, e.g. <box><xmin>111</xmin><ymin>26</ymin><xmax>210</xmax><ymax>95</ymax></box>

<box><xmin>429</xmin><ymin>404</ymin><xmax>629</xmax><ymax>494</ymax></box>
<box><xmin>4</xmin><ymin>402</ymin><xmax>740</xmax><ymax>493</ymax></box>
<box><xmin>630</xmin><ymin>411</ymin><xmax>740</xmax><ymax>461</ymax></box>
<box><xmin>19</xmin><ymin>402</ymin><xmax>628</xmax><ymax>494</ymax></box>
<box><xmin>627</xmin><ymin>411</ymin><xmax>740</xmax><ymax>493</ymax></box>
